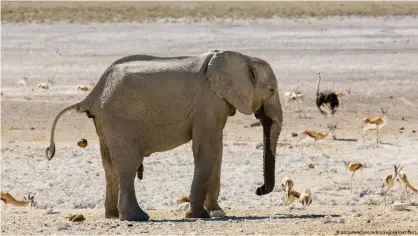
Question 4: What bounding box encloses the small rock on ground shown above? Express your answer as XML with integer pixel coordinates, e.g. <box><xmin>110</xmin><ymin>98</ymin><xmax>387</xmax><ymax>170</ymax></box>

<box><xmin>250</xmin><ymin>121</ymin><xmax>261</xmax><ymax>127</ymax></box>
<box><xmin>57</xmin><ymin>222</ymin><xmax>69</xmax><ymax>231</ymax></box>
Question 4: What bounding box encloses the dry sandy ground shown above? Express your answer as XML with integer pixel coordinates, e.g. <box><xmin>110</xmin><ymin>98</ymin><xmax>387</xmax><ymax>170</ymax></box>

<box><xmin>1</xmin><ymin>17</ymin><xmax>418</xmax><ymax>235</ymax></box>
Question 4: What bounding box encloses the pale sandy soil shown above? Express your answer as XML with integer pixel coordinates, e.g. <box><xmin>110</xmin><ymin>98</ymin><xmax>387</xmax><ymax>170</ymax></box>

<box><xmin>1</xmin><ymin>17</ymin><xmax>418</xmax><ymax>235</ymax></box>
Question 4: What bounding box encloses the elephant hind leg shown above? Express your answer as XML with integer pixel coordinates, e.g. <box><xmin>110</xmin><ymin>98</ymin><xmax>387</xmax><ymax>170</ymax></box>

<box><xmin>106</xmin><ymin>136</ymin><xmax>149</xmax><ymax>221</ymax></box>
<box><xmin>99</xmin><ymin>139</ymin><xmax>120</xmax><ymax>219</ymax></box>
<box><xmin>94</xmin><ymin>117</ymin><xmax>119</xmax><ymax>219</ymax></box>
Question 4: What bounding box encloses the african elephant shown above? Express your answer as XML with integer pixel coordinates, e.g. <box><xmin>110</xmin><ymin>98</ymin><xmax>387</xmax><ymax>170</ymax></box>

<box><xmin>45</xmin><ymin>50</ymin><xmax>283</xmax><ymax>221</ymax></box>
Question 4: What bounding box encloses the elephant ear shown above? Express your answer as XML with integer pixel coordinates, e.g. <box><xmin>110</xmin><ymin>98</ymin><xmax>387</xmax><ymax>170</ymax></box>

<box><xmin>205</xmin><ymin>51</ymin><xmax>255</xmax><ymax>115</ymax></box>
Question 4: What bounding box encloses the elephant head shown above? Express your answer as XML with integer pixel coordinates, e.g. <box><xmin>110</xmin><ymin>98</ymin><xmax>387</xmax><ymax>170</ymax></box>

<box><xmin>205</xmin><ymin>50</ymin><xmax>283</xmax><ymax>196</ymax></box>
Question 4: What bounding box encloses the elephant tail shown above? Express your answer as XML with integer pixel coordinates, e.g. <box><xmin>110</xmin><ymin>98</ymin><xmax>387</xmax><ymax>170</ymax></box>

<box><xmin>45</xmin><ymin>101</ymin><xmax>88</xmax><ymax>161</ymax></box>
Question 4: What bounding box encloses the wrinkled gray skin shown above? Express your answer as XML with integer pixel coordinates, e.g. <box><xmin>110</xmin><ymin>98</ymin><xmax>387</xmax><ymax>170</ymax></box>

<box><xmin>45</xmin><ymin>50</ymin><xmax>283</xmax><ymax>221</ymax></box>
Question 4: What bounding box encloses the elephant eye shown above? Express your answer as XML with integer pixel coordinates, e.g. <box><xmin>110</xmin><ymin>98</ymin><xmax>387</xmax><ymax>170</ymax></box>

<box><xmin>268</xmin><ymin>86</ymin><xmax>275</xmax><ymax>94</ymax></box>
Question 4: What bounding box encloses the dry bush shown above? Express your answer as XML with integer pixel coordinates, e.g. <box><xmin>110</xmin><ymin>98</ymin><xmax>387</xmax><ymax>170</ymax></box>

<box><xmin>2</xmin><ymin>2</ymin><xmax>418</xmax><ymax>23</ymax></box>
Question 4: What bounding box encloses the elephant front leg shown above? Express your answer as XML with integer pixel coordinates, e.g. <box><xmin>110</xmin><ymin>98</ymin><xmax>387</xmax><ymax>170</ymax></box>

<box><xmin>99</xmin><ymin>140</ymin><xmax>119</xmax><ymax>218</ymax></box>
<box><xmin>186</xmin><ymin>132</ymin><xmax>223</xmax><ymax>219</ymax></box>
<box><xmin>204</xmin><ymin>155</ymin><xmax>226</xmax><ymax>218</ymax></box>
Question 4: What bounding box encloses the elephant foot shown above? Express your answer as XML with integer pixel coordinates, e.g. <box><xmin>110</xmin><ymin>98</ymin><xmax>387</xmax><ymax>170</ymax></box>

<box><xmin>118</xmin><ymin>205</ymin><xmax>150</xmax><ymax>222</ymax></box>
<box><xmin>105</xmin><ymin>210</ymin><xmax>119</xmax><ymax>219</ymax></box>
<box><xmin>210</xmin><ymin>209</ymin><xmax>226</xmax><ymax>218</ymax></box>
<box><xmin>204</xmin><ymin>203</ymin><xmax>226</xmax><ymax>218</ymax></box>
<box><xmin>119</xmin><ymin>212</ymin><xmax>150</xmax><ymax>222</ymax></box>
<box><xmin>185</xmin><ymin>209</ymin><xmax>210</xmax><ymax>219</ymax></box>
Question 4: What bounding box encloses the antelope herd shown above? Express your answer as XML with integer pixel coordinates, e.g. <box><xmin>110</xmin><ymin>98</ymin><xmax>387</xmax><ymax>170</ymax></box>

<box><xmin>280</xmin><ymin>175</ymin><xmax>313</xmax><ymax>208</ymax></box>
<box><xmin>281</xmin><ymin>71</ymin><xmax>416</xmax><ymax>207</ymax></box>
<box><xmin>15</xmin><ymin>76</ymin><xmax>93</xmax><ymax>92</ymax></box>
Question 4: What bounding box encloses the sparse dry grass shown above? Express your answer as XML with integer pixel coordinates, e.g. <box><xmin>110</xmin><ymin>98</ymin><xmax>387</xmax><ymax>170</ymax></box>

<box><xmin>2</xmin><ymin>1</ymin><xmax>418</xmax><ymax>23</ymax></box>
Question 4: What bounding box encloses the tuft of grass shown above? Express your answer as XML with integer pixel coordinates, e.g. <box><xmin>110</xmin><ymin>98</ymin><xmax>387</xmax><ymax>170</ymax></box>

<box><xmin>8</xmin><ymin>126</ymin><xmax>20</xmax><ymax>131</ymax></box>
<box><xmin>2</xmin><ymin>1</ymin><xmax>418</xmax><ymax>23</ymax></box>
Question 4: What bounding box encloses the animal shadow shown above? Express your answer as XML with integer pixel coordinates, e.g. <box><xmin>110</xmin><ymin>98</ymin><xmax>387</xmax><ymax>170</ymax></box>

<box><xmin>271</xmin><ymin>213</ymin><xmax>341</xmax><ymax>220</ymax></box>
<box><xmin>359</xmin><ymin>142</ymin><xmax>401</xmax><ymax>149</ymax></box>
<box><xmin>149</xmin><ymin>214</ymin><xmax>341</xmax><ymax>223</ymax></box>
<box><xmin>149</xmin><ymin>216</ymin><xmax>270</xmax><ymax>223</ymax></box>
<box><xmin>322</xmin><ymin>154</ymin><xmax>332</xmax><ymax>158</ymax></box>
<box><xmin>335</xmin><ymin>138</ymin><xmax>358</xmax><ymax>142</ymax></box>
<box><xmin>379</xmin><ymin>142</ymin><xmax>400</xmax><ymax>147</ymax></box>
<box><xmin>294</xmin><ymin>111</ymin><xmax>313</xmax><ymax>119</ymax></box>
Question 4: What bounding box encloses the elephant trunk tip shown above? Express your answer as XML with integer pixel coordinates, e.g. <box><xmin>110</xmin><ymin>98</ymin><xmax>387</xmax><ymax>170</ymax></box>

<box><xmin>45</xmin><ymin>142</ymin><xmax>56</xmax><ymax>161</ymax></box>
<box><xmin>256</xmin><ymin>184</ymin><xmax>274</xmax><ymax>196</ymax></box>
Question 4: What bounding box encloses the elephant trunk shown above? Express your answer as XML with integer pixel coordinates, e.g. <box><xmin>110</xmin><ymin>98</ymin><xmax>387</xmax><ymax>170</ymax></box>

<box><xmin>255</xmin><ymin>106</ymin><xmax>282</xmax><ymax>196</ymax></box>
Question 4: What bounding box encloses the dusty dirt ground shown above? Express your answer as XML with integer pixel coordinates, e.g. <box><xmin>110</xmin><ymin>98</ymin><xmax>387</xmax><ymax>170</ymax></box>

<box><xmin>1</xmin><ymin>17</ymin><xmax>418</xmax><ymax>235</ymax></box>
